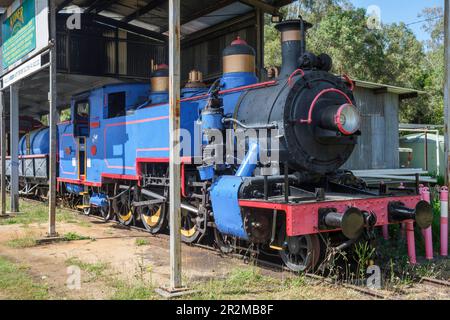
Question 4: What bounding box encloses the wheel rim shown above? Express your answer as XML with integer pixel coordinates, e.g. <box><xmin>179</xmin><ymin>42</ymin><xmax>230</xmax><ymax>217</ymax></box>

<box><xmin>141</xmin><ymin>202</ymin><xmax>167</xmax><ymax>234</ymax></box>
<box><xmin>82</xmin><ymin>194</ymin><xmax>90</xmax><ymax>215</ymax></box>
<box><xmin>180</xmin><ymin>208</ymin><xmax>201</xmax><ymax>243</ymax></box>
<box><xmin>142</xmin><ymin>207</ymin><xmax>161</xmax><ymax>226</ymax></box>
<box><xmin>280</xmin><ymin>234</ymin><xmax>321</xmax><ymax>272</ymax></box>
<box><xmin>114</xmin><ymin>192</ymin><xmax>133</xmax><ymax>226</ymax></box>
<box><xmin>100</xmin><ymin>206</ymin><xmax>112</xmax><ymax>221</ymax></box>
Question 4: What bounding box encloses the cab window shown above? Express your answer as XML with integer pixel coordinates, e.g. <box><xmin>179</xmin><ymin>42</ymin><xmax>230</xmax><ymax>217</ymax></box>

<box><xmin>106</xmin><ymin>92</ymin><xmax>126</xmax><ymax>118</ymax></box>
<box><xmin>76</xmin><ymin>101</ymin><xmax>90</xmax><ymax>119</ymax></box>
<box><xmin>74</xmin><ymin>100</ymin><xmax>90</xmax><ymax>137</ymax></box>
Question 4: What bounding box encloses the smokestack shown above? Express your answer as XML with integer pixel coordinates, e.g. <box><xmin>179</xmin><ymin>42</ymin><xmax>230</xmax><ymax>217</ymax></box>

<box><xmin>275</xmin><ymin>17</ymin><xmax>312</xmax><ymax>78</ymax></box>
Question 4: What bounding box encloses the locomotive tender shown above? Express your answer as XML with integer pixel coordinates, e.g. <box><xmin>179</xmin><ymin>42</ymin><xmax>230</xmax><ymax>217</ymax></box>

<box><xmin>11</xmin><ymin>18</ymin><xmax>433</xmax><ymax>271</ymax></box>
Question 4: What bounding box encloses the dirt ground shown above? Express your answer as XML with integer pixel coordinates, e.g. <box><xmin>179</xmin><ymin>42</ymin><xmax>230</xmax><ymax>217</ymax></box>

<box><xmin>0</xmin><ymin>216</ymin><xmax>245</xmax><ymax>299</ymax></box>
<box><xmin>0</xmin><ymin>203</ymin><xmax>448</xmax><ymax>300</ymax></box>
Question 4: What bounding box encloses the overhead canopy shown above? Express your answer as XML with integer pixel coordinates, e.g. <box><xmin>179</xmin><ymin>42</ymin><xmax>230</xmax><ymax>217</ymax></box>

<box><xmin>1</xmin><ymin>1</ymin><xmax>291</xmax><ymax>39</ymax></box>
<box><xmin>0</xmin><ymin>0</ymin><xmax>292</xmax><ymax>118</ymax></box>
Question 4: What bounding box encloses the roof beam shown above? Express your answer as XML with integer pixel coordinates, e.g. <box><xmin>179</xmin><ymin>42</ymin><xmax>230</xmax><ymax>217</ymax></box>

<box><xmin>160</xmin><ymin>0</ymin><xmax>236</xmax><ymax>33</ymax></box>
<box><xmin>122</xmin><ymin>0</ymin><xmax>167</xmax><ymax>23</ymax></box>
<box><xmin>182</xmin><ymin>12</ymin><xmax>255</xmax><ymax>48</ymax></box>
<box><xmin>239</xmin><ymin>0</ymin><xmax>279</xmax><ymax>15</ymax></box>
<box><xmin>273</xmin><ymin>0</ymin><xmax>294</xmax><ymax>8</ymax></box>
<box><xmin>90</xmin><ymin>14</ymin><xmax>167</xmax><ymax>42</ymax></box>
<box><xmin>85</xmin><ymin>0</ymin><xmax>120</xmax><ymax>14</ymax></box>
<box><xmin>57</xmin><ymin>0</ymin><xmax>74</xmax><ymax>12</ymax></box>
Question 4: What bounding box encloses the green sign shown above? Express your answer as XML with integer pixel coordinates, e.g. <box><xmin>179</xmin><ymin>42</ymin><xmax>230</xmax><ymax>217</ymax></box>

<box><xmin>2</xmin><ymin>0</ymin><xmax>36</xmax><ymax>69</ymax></box>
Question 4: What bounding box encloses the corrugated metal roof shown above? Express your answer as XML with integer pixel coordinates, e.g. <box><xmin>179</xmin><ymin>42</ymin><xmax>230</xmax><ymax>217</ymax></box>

<box><xmin>354</xmin><ymin>79</ymin><xmax>425</xmax><ymax>95</ymax></box>
<box><xmin>52</xmin><ymin>0</ymin><xmax>273</xmax><ymax>35</ymax></box>
<box><xmin>179</xmin><ymin>2</ymin><xmax>253</xmax><ymax>35</ymax></box>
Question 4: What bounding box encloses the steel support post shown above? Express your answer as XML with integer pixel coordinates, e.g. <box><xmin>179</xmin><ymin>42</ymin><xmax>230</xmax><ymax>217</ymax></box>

<box><xmin>48</xmin><ymin>0</ymin><xmax>58</xmax><ymax>236</ymax></box>
<box><xmin>168</xmin><ymin>0</ymin><xmax>182</xmax><ymax>290</ymax></box>
<box><xmin>9</xmin><ymin>84</ymin><xmax>19</xmax><ymax>213</ymax></box>
<box><xmin>0</xmin><ymin>90</ymin><xmax>6</xmax><ymax>216</ymax></box>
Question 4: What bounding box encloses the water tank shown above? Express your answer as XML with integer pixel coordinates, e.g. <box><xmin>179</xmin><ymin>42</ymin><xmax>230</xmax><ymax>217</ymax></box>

<box><xmin>399</xmin><ymin>133</ymin><xmax>444</xmax><ymax>176</ymax></box>
<box><xmin>19</xmin><ymin>127</ymin><xmax>50</xmax><ymax>155</ymax></box>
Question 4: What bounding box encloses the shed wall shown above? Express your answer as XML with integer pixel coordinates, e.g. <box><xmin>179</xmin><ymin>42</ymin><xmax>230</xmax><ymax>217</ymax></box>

<box><xmin>343</xmin><ymin>87</ymin><xmax>400</xmax><ymax>170</ymax></box>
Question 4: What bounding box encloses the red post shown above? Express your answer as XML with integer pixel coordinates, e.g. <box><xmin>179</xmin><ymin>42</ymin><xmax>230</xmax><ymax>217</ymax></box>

<box><xmin>440</xmin><ymin>187</ymin><xmax>448</xmax><ymax>257</ymax></box>
<box><xmin>420</xmin><ymin>186</ymin><xmax>434</xmax><ymax>260</ymax></box>
<box><xmin>382</xmin><ymin>224</ymin><xmax>389</xmax><ymax>240</ymax></box>
<box><xmin>406</xmin><ymin>221</ymin><xmax>417</xmax><ymax>265</ymax></box>
<box><xmin>399</xmin><ymin>183</ymin><xmax>406</xmax><ymax>239</ymax></box>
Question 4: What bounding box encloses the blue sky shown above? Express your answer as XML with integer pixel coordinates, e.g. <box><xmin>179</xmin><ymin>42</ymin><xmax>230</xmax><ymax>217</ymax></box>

<box><xmin>350</xmin><ymin>0</ymin><xmax>443</xmax><ymax>42</ymax></box>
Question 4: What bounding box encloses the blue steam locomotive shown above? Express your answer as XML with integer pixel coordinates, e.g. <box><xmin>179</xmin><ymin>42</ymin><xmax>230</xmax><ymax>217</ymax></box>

<box><xmin>12</xmin><ymin>19</ymin><xmax>432</xmax><ymax>272</ymax></box>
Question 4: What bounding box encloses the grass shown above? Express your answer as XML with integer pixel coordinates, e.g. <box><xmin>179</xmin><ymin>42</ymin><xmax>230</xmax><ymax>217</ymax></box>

<box><xmin>62</xmin><ymin>232</ymin><xmax>93</xmax><ymax>242</ymax></box>
<box><xmin>189</xmin><ymin>267</ymin><xmax>309</xmax><ymax>300</ymax></box>
<box><xmin>135</xmin><ymin>238</ymin><xmax>150</xmax><ymax>246</ymax></box>
<box><xmin>65</xmin><ymin>257</ymin><xmax>108</xmax><ymax>280</ymax></box>
<box><xmin>109</xmin><ymin>278</ymin><xmax>156</xmax><ymax>300</ymax></box>
<box><xmin>65</xmin><ymin>255</ymin><xmax>156</xmax><ymax>300</ymax></box>
<box><xmin>5</xmin><ymin>232</ymin><xmax>92</xmax><ymax>249</ymax></box>
<box><xmin>375</xmin><ymin>220</ymin><xmax>450</xmax><ymax>292</ymax></box>
<box><xmin>0</xmin><ymin>256</ymin><xmax>48</xmax><ymax>300</ymax></box>
<box><xmin>0</xmin><ymin>199</ymin><xmax>76</xmax><ymax>226</ymax></box>
<box><xmin>6</xmin><ymin>236</ymin><xmax>37</xmax><ymax>248</ymax></box>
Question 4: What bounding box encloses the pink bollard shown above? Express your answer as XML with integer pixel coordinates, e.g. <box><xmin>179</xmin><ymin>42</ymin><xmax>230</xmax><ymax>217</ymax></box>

<box><xmin>420</xmin><ymin>186</ymin><xmax>433</xmax><ymax>260</ymax></box>
<box><xmin>382</xmin><ymin>224</ymin><xmax>389</xmax><ymax>240</ymax></box>
<box><xmin>406</xmin><ymin>221</ymin><xmax>416</xmax><ymax>264</ymax></box>
<box><xmin>440</xmin><ymin>187</ymin><xmax>448</xmax><ymax>257</ymax></box>
<box><xmin>399</xmin><ymin>184</ymin><xmax>406</xmax><ymax>239</ymax></box>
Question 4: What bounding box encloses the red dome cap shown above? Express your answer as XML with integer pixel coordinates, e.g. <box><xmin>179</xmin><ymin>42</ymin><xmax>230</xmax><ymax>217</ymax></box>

<box><xmin>156</xmin><ymin>64</ymin><xmax>169</xmax><ymax>70</ymax></box>
<box><xmin>231</xmin><ymin>36</ymin><xmax>247</xmax><ymax>46</ymax></box>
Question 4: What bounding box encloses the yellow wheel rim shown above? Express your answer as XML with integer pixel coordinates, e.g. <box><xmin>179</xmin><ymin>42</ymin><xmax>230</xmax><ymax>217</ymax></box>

<box><xmin>181</xmin><ymin>227</ymin><xmax>196</xmax><ymax>237</ymax></box>
<box><xmin>142</xmin><ymin>207</ymin><xmax>161</xmax><ymax>227</ymax></box>
<box><xmin>119</xmin><ymin>210</ymin><xmax>133</xmax><ymax>222</ymax></box>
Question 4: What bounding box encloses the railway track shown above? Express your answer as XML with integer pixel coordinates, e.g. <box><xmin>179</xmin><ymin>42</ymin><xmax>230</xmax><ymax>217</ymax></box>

<box><xmin>15</xmin><ymin>197</ymin><xmax>449</xmax><ymax>300</ymax></box>
<box><xmin>420</xmin><ymin>277</ymin><xmax>450</xmax><ymax>288</ymax></box>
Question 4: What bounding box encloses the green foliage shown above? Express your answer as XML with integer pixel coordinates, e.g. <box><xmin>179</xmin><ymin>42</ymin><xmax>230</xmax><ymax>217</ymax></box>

<box><xmin>354</xmin><ymin>241</ymin><xmax>375</xmax><ymax>279</ymax></box>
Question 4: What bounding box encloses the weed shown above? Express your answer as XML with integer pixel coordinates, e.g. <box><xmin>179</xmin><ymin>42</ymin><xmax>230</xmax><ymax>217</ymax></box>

<box><xmin>354</xmin><ymin>241</ymin><xmax>375</xmax><ymax>280</ymax></box>
<box><xmin>135</xmin><ymin>238</ymin><xmax>150</xmax><ymax>246</ymax></box>
<box><xmin>63</xmin><ymin>232</ymin><xmax>92</xmax><ymax>241</ymax></box>
<box><xmin>65</xmin><ymin>257</ymin><xmax>108</xmax><ymax>281</ymax></box>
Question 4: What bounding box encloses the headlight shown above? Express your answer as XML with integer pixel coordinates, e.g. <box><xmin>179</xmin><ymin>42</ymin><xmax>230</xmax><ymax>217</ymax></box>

<box><xmin>335</xmin><ymin>103</ymin><xmax>360</xmax><ymax>135</ymax></box>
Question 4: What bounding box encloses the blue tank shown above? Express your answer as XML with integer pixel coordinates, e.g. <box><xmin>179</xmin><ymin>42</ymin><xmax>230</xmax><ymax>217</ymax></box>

<box><xmin>19</xmin><ymin>127</ymin><xmax>50</xmax><ymax>155</ymax></box>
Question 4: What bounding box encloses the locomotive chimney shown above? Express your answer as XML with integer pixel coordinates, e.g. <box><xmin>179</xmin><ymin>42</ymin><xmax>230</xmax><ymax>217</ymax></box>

<box><xmin>275</xmin><ymin>17</ymin><xmax>312</xmax><ymax>78</ymax></box>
